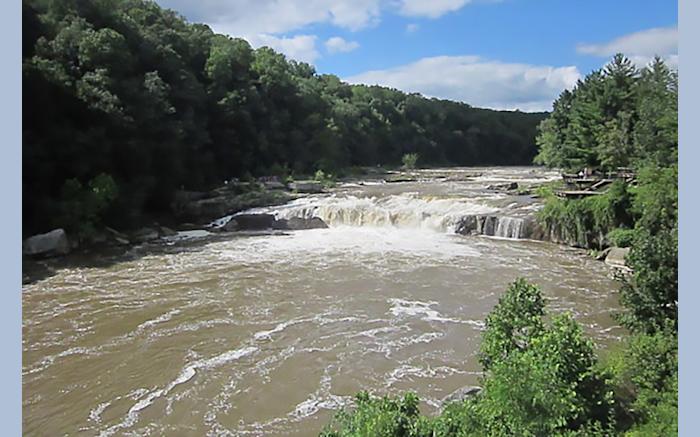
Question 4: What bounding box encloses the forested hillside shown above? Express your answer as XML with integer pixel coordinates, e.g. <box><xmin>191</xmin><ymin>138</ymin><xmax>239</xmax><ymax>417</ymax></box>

<box><xmin>23</xmin><ymin>0</ymin><xmax>545</xmax><ymax>236</ymax></box>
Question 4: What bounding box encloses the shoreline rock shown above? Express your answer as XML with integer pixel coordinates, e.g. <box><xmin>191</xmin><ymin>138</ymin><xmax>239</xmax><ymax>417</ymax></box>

<box><xmin>441</xmin><ymin>386</ymin><xmax>483</xmax><ymax>407</ymax></box>
<box><xmin>604</xmin><ymin>247</ymin><xmax>631</xmax><ymax>270</ymax></box>
<box><xmin>274</xmin><ymin>217</ymin><xmax>329</xmax><ymax>230</ymax></box>
<box><xmin>23</xmin><ymin>228</ymin><xmax>71</xmax><ymax>257</ymax></box>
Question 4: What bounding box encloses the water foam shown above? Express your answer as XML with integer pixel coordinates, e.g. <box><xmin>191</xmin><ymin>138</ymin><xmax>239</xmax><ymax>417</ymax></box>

<box><xmin>389</xmin><ymin>298</ymin><xmax>466</xmax><ymax>324</ymax></box>
<box><xmin>259</xmin><ymin>193</ymin><xmax>498</xmax><ymax>232</ymax></box>
<box><xmin>99</xmin><ymin>345</ymin><xmax>258</xmax><ymax>436</ymax></box>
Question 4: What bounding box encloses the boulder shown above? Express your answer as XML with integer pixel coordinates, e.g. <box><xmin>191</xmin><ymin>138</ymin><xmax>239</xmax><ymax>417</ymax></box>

<box><xmin>132</xmin><ymin>227</ymin><xmax>159</xmax><ymax>243</ymax></box>
<box><xmin>521</xmin><ymin>216</ymin><xmax>546</xmax><ymax>240</ymax></box>
<box><xmin>605</xmin><ymin>247</ymin><xmax>631</xmax><ymax>269</ymax></box>
<box><xmin>177</xmin><ymin>191</ymin><xmax>291</xmax><ymax>223</ymax></box>
<box><xmin>272</xmin><ymin>218</ymin><xmax>289</xmax><ymax>230</ymax></box>
<box><xmin>456</xmin><ymin>215</ymin><xmax>479</xmax><ymax>235</ymax></box>
<box><xmin>487</xmin><ymin>182</ymin><xmax>518</xmax><ymax>191</ymax></box>
<box><xmin>104</xmin><ymin>227</ymin><xmax>130</xmax><ymax>245</ymax></box>
<box><xmin>455</xmin><ymin>215</ymin><xmax>497</xmax><ymax>236</ymax></box>
<box><xmin>442</xmin><ymin>386</ymin><xmax>483</xmax><ymax>405</ymax></box>
<box><xmin>288</xmin><ymin>181</ymin><xmax>323</xmax><ymax>193</ymax></box>
<box><xmin>158</xmin><ymin>226</ymin><xmax>177</xmax><ymax>237</ymax></box>
<box><xmin>596</xmin><ymin>247</ymin><xmax>612</xmax><ymax>261</ymax></box>
<box><xmin>23</xmin><ymin>229</ymin><xmax>70</xmax><ymax>257</ymax></box>
<box><xmin>263</xmin><ymin>180</ymin><xmax>287</xmax><ymax>190</ymax></box>
<box><xmin>274</xmin><ymin>217</ymin><xmax>329</xmax><ymax>230</ymax></box>
<box><xmin>223</xmin><ymin>213</ymin><xmax>276</xmax><ymax>231</ymax></box>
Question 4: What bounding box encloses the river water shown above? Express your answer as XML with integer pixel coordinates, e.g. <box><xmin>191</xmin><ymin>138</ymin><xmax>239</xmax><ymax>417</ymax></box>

<box><xmin>23</xmin><ymin>167</ymin><xmax>623</xmax><ymax>436</ymax></box>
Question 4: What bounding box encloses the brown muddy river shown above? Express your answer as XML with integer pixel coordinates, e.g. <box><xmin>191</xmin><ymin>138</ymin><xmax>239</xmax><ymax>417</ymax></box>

<box><xmin>23</xmin><ymin>167</ymin><xmax>623</xmax><ymax>436</ymax></box>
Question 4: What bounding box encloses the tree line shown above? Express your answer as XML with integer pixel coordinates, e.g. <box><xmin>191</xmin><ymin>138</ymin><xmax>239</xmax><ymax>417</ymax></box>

<box><xmin>23</xmin><ymin>0</ymin><xmax>546</xmax><ymax>237</ymax></box>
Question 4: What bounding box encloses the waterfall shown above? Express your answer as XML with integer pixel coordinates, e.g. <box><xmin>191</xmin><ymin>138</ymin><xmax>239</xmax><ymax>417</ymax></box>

<box><xmin>494</xmin><ymin>217</ymin><xmax>525</xmax><ymax>239</ymax></box>
<box><xmin>237</xmin><ymin>193</ymin><xmax>535</xmax><ymax>240</ymax></box>
<box><xmin>455</xmin><ymin>215</ymin><xmax>532</xmax><ymax>240</ymax></box>
<box><xmin>267</xmin><ymin>194</ymin><xmax>499</xmax><ymax>233</ymax></box>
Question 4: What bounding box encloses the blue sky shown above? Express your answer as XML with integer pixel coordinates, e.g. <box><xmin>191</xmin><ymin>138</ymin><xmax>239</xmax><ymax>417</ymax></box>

<box><xmin>156</xmin><ymin>0</ymin><xmax>677</xmax><ymax>111</ymax></box>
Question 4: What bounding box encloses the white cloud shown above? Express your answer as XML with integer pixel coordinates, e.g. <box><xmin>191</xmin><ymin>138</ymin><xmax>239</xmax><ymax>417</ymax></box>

<box><xmin>158</xmin><ymin>0</ymin><xmax>485</xmax><ymax>35</ymax></box>
<box><xmin>325</xmin><ymin>36</ymin><xmax>360</xmax><ymax>54</ymax></box>
<box><xmin>345</xmin><ymin>56</ymin><xmax>581</xmax><ymax>112</ymax></box>
<box><xmin>577</xmin><ymin>26</ymin><xmax>678</xmax><ymax>68</ymax></box>
<box><xmin>245</xmin><ymin>34</ymin><xmax>320</xmax><ymax>63</ymax></box>
<box><xmin>154</xmin><ymin>0</ymin><xmax>498</xmax><ymax>64</ymax></box>
<box><xmin>405</xmin><ymin>23</ymin><xmax>420</xmax><ymax>33</ymax></box>
<box><xmin>398</xmin><ymin>0</ymin><xmax>471</xmax><ymax>18</ymax></box>
<box><xmin>159</xmin><ymin>0</ymin><xmax>382</xmax><ymax>35</ymax></box>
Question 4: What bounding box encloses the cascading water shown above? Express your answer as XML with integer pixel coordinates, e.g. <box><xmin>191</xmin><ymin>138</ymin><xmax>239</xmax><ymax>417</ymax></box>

<box><xmin>494</xmin><ymin>216</ymin><xmax>526</xmax><ymax>239</ymax></box>
<box><xmin>245</xmin><ymin>193</ymin><xmax>533</xmax><ymax>239</ymax></box>
<box><xmin>264</xmin><ymin>194</ymin><xmax>499</xmax><ymax>232</ymax></box>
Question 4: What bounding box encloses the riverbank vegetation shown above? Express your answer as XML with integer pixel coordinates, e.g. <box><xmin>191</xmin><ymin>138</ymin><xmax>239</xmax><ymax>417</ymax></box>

<box><xmin>23</xmin><ymin>0</ymin><xmax>545</xmax><ymax>238</ymax></box>
<box><xmin>321</xmin><ymin>56</ymin><xmax>677</xmax><ymax>436</ymax></box>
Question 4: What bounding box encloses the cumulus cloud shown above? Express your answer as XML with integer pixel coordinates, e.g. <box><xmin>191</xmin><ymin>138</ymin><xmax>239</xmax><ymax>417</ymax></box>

<box><xmin>245</xmin><ymin>34</ymin><xmax>320</xmax><ymax>64</ymax></box>
<box><xmin>325</xmin><ymin>36</ymin><xmax>360</xmax><ymax>54</ymax></box>
<box><xmin>405</xmin><ymin>23</ymin><xmax>420</xmax><ymax>33</ymax></box>
<box><xmin>158</xmin><ymin>0</ymin><xmax>382</xmax><ymax>35</ymax></box>
<box><xmin>577</xmin><ymin>26</ymin><xmax>678</xmax><ymax>68</ymax></box>
<box><xmin>345</xmin><ymin>56</ymin><xmax>581</xmax><ymax>112</ymax></box>
<box><xmin>398</xmin><ymin>0</ymin><xmax>471</xmax><ymax>18</ymax></box>
<box><xmin>154</xmin><ymin>0</ymin><xmax>496</xmax><ymax>64</ymax></box>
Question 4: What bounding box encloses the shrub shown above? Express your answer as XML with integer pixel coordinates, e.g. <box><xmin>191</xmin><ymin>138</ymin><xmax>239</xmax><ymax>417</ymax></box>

<box><xmin>320</xmin><ymin>392</ymin><xmax>432</xmax><ymax>437</ymax></box>
<box><xmin>314</xmin><ymin>169</ymin><xmax>336</xmax><ymax>188</ymax></box>
<box><xmin>618</xmin><ymin>227</ymin><xmax>678</xmax><ymax>333</ymax></box>
<box><xmin>401</xmin><ymin>153</ymin><xmax>419</xmax><ymax>169</ymax></box>
<box><xmin>607</xmin><ymin>228</ymin><xmax>636</xmax><ymax>248</ymax></box>
<box><xmin>606</xmin><ymin>331</ymin><xmax>677</xmax><ymax>434</ymax></box>
<box><xmin>537</xmin><ymin>181</ymin><xmax>634</xmax><ymax>249</ymax></box>
<box><xmin>55</xmin><ymin>173</ymin><xmax>118</xmax><ymax>241</ymax></box>
<box><xmin>471</xmin><ymin>280</ymin><xmax>614</xmax><ymax>434</ymax></box>
<box><xmin>479</xmin><ymin>278</ymin><xmax>545</xmax><ymax>370</ymax></box>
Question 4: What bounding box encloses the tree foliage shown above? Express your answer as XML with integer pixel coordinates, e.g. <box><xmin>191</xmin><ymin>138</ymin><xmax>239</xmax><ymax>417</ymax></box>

<box><xmin>23</xmin><ymin>0</ymin><xmax>545</xmax><ymax>236</ymax></box>
<box><xmin>535</xmin><ymin>54</ymin><xmax>677</xmax><ymax>172</ymax></box>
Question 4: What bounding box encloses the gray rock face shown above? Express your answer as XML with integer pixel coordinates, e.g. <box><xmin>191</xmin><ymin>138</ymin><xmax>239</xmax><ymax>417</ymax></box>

<box><xmin>605</xmin><ymin>247</ymin><xmax>631</xmax><ymax>269</ymax></box>
<box><xmin>263</xmin><ymin>181</ymin><xmax>286</xmax><ymax>190</ymax></box>
<box><xmin>596</xmin><ymin>247</ymin><xmax>612</xmax><ymax>261</ymax></box>
<box><xmin>442</xmin><ymin>386</ymin><xmax>483</xmax><ymax>405</ymax></box>
<box><xmin>274</xmin><ymin>217</ymin><xmax>329</xmax><ymax>230</ymax></box>
<box><xmin>174</xmin><ymin>189</ymin><xmax>291</xmax><ymax>223</ymax></box>
<box><xmin>288</xmin><ymin>181</ymin><xmax>323</xmax><ymax>193</ymax></box>
<box><xmin>223</xmin><ymin>214</ymin><xmax>276</xmax><ymax>231</ymax></box>
<box><xmin>487</xmin><ymin>182</ymin><xmax>518</xmax><ymax>191</ymax></box>
<box><xmin>132</xmin><ymin>227</ymin><xmax>160</xmax><ymax>243</ymax></box>
<box><xmin>105</xmin><ymin>227</ymin><xmax>130</xmax><ymax>245</ymax></box>
<box><xmin>23</xmin><ymin>229</ymin><xmax>70</xmax><ymax>257</ymax></box>
<box><xmin>158</xmin><ymin>226</ymin><xmax>177</xmax><ymax>237</ymax></box>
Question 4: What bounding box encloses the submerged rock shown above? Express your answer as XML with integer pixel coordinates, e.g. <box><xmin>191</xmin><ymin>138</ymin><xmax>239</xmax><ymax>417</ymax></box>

<box><xmin>23</xmin><ymin>229</ymin><xmax>70</xmax><ymax>257</ymax></box>
<box><xmin>442</xmin><ymin>386</ymin><xmax>483</xmax><ymax>405</ymax></box>
<box><xmin>274</xmin><ymin>217</ymin><xmax>329</xmax><ymax>230</ymax></box>
<box><xmin>223</xmin><ymin>213</ymin><xmax>276</xmax><ymax>231</ymax></box>
<box><xmin>288</xmin><ymin>181</ymin><xmax>324</xmax><ymax>193</ymax></box>
<box><xmin>487</xmin><ymin>182</ymin><xmax>518</xmax><ymax>191</ymax></box>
